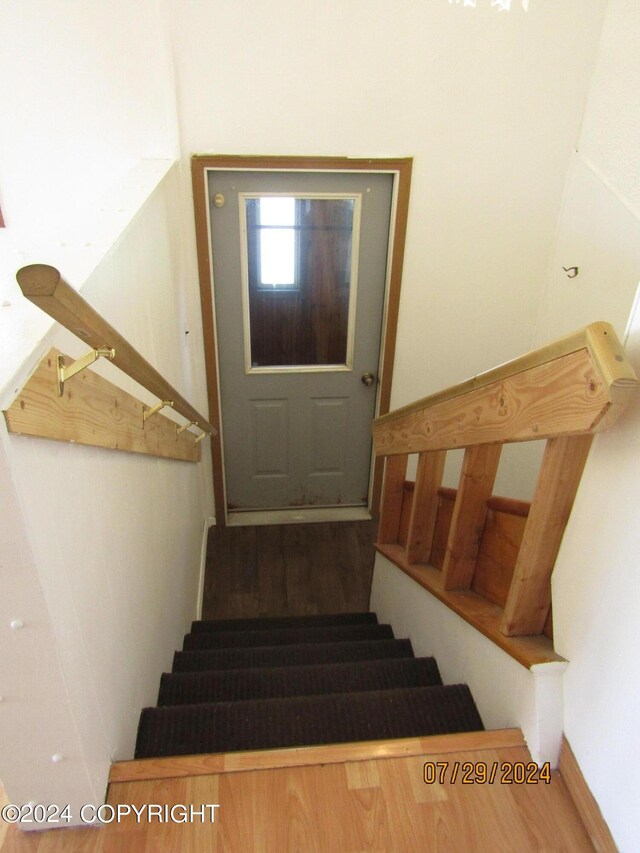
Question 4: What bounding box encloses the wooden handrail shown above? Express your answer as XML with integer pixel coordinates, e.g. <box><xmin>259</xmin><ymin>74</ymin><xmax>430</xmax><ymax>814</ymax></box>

<box><xmin>373</xmin><ymin>322</ymin><xmax>637</xmax><ymax>456</ymax></box>
<box><xmin>373</xmin><ymin>323</ymin><xmax>639</xmax><ymax>665</ymax></box>
<box><xmin>16</xmin><ymin>264</ymin><xmax>216</xmax><ymax>436</ymax></box>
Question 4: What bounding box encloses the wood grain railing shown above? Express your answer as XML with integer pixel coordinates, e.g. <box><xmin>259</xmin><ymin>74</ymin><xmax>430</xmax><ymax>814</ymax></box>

<box><xmin>373</xmin><ymin>322</ymin><xmax>638</xmax><ymax>667</ymax></box>
<box><xmin>15</xmin><ymin>264</ymin><xmax>215</xmax><ymax>436</ymax></box>
<box><xmin>4</xmin><ymin>264</ymin><xmax>215</xmax><ymax>463</ymax></box>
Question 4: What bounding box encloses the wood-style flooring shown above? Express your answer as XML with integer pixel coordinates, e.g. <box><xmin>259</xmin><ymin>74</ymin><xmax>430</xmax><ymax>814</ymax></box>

<box><xmin>202</xmin><ymin>520</ymin><xmax>377</xmax><ymax>620</ymax></box>
<box><xmin>1</xmin><ymin>736</ymin><xmax>596</xmax><ymax>852</ymax></box>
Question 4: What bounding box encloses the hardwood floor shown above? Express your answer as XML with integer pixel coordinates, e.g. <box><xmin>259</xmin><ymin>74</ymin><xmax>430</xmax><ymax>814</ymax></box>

<box><xmin>2</xmin><ymin>739</ymin><xmax>595</xmax><ymax>851</ymax></box>
<box><xmin>202</xmin><ymin>520</ymin><xmax>377</xmax><ymax>620</ymax></box>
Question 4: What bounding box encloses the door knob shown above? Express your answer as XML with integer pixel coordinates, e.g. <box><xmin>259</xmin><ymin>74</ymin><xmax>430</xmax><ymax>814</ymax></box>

<box><xmin>361</xmin><ymin>372</ymin><xmax>376</xmax><ymax>387</ymax></box>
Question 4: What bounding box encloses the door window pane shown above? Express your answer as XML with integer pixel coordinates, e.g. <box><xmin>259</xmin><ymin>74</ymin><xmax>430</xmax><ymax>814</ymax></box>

<box><xmin>243</xmin><ymin>195</ymin><xmax>358</xmax><ymax>368</ymax></box>
<box><xmin>257</xmin><ymin>198</ymin><xmax>296</xmax><ymax>287</ymax></box>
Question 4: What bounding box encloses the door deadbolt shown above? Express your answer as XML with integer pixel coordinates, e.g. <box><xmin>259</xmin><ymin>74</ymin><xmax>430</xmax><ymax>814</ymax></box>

<box><xmin>361</xmin><ymin>372</ymin><xmax>376</xmax><ymax>387</ymax></box>
<box><xmin>213</xmin><ymin>193</ymin><xmax>225</xmax><ymax>208</ymax></box>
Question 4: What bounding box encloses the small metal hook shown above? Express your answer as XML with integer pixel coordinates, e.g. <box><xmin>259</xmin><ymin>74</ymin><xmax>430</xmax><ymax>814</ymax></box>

<box><xmin>562</xmin><ymin>266</ymin><xmax>579</xmax><ymax>279</ymax></box>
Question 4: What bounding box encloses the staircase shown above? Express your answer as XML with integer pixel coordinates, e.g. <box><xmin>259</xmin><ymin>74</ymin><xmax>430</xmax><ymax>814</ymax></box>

<box><xmin>135</xmin><ymin>612</ymin><xmax>483</xmax><ymax>759</ymax></box>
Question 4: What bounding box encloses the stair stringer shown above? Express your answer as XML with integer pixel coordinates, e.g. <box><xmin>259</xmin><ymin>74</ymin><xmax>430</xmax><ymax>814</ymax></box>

<box><xmin>370</xmin><ymin>552</ymin><xmax>568</xmax><ymax>766</ymax></box>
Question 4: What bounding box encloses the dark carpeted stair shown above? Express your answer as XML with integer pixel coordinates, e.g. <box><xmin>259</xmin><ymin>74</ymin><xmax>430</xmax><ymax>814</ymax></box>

<box><xmin>182</xmin><ymin>622</ymin><xmax>393</xmax><ymax>651</ymax></box>
<box><xmin>135</xmin><ymin>612</ymin><xmax>484</xmax><ymax>760</ymax></box>
<box><xmin>172</xmin><ymin>637</ymin><xmax>414</xmax><ymax>672</ymax></box>
<box><xmin>191</xmin><ymin>612</ymin><xmax>379</xmax><ymax>632</ymax></box>
<box><xmin>158</xmin><ymin>656</ymin><xmax>443</xmax><ymax>705</ymax></box>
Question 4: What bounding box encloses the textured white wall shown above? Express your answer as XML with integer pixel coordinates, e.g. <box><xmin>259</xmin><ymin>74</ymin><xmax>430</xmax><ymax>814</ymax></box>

<box><xmin>552</xmin><ymin>298</ymin><xmax>640</xmax><ymax>853</ymax></box>
<box><xmin>524</xmin><ymin>2</ymin><xmax>640</xmax><ymax>847</ymax></box>
<box><xmin>579</xmin><ymin>0</ymin><xmax>640</xmax><ymax>215</ymax></box>
<box><xmin>0</xmin><ymin>0</ymin><xmax>214</xmax><ymax>818</ymax></box>
<box><xmin>0</xmin><ymin>0</ymin><xmax>182</xmax><ymax>410</ymax></box>
<box><xmin>534</xmin><ymin>0</ymin><xmax>640</xmax><ymax>348</ymax></box>
<box><xmin>534</xmin><ymin>153</ymin><xmax>640</xmax><ymax>345</ymax></box>
<box><xmin>0</xmin><ymin>0</ymin><xmax>178</xmax><ymax>237</ymax></box>
<box><xmin>0</xmin><ymin>169</ymin><xmax>214</xmax><ymax>825</ymax></box>
<box><xmin>0</xmin><ymin>438</ymin><xmax>102</xmax><ymax>822</ymax></box>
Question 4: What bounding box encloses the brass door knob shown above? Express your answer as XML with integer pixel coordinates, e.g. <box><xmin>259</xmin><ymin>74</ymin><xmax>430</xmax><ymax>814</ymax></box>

<box><xmin>361</xmin><ymin>372</ymin><xmax>376</xmax><ymax>387</ymax></box>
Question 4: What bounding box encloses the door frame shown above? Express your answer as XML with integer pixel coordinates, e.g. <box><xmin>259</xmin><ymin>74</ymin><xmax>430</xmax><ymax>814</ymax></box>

<box><xmin>191</xmin><ymin>155</ymin><xmax>413</xmax><ymax>526</ymax></box>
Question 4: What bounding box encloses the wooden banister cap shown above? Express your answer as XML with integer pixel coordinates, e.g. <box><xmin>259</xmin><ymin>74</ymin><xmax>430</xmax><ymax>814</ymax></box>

<box><xmin>16</xmin><ymin>264</ymin><xmax>63</xmax><ymax>297</ymax></box>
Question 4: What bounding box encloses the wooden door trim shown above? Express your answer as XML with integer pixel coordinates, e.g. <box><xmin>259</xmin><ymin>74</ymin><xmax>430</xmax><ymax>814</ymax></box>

<box><xmin>191</xmin><ymin>155</ymin><xmax>413</xmax><ymax>525</ymax></box>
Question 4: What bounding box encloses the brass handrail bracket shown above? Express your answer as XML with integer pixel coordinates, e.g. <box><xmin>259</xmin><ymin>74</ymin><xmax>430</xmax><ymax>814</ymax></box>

<box><xmin>143</xmin><ymin>400</ymin><xmax>174</xmax><ymax>423</ymax></box>
<box><xmin>57</xmin><ymin>348</ymin><xmax>115</xmax><ymax>396</ymax></box>
<box><xmin>15</xmin><ymin>264</ymin><xmax>216</xmax><ymax>436</ymax></box>
<box><xmin>5</xmin><ymin>347</ymin><xmax>201</xmax><ymax>462</ymax></box>
<box><xmin>176</xmin><ymin>421</ymin><xmax>197</xmax><ymax>437</ymax></box>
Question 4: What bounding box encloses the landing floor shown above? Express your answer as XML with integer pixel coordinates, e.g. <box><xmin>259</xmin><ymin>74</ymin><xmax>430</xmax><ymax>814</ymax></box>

<box><xmin>202</xmin><ymin>520</ymin><xmax>377</xmax><ymax>619</ymax></box>
<box><xmin>2</xmin><ymin>735</ymin><xmax>594</xmax><ymax>851</ymax></box>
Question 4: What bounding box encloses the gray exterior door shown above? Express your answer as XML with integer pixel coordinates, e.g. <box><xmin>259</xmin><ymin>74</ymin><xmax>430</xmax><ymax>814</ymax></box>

<box><xmin>208</xmin><ymin>170</ymin><xmax>393</xmax><ymax>511</ymax></box>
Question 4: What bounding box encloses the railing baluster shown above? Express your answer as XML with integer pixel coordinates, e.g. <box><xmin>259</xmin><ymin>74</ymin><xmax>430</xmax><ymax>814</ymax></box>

<box><xmin>377</xmin><ymin>455</ymin><xmax>408</xmax><ymax>545</ymax></box>
<box><xmin>501</xmin><ymin>434</ymin><xmax>593</xmax><ymax>637</ymax></box>
<box><xmin>406</xmin><ymin>451</ymin><xmax>446</xmax><ymax>564</ymax></box>
<box><xmin>371</xmin><ymin>324</ymin><xmax>638</xmax><ymax>661</ymax></box>
<box><xmin>442</xmin><ymin>444</ymin><xmax>502</xmax><ymax>591</ymax></box>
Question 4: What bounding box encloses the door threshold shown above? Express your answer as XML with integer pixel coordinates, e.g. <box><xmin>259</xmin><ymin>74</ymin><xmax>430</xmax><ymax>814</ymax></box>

<box><xmin>226</xmin><ymin>507</ymin><xmax>372</xmax><ymax>527</ymax></box>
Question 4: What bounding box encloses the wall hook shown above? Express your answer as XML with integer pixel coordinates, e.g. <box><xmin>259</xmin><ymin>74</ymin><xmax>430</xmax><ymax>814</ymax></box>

<box><xmin>562</xmin><ymin>266</ymin><xmax>579</xmax><ymax>279</ymax></box>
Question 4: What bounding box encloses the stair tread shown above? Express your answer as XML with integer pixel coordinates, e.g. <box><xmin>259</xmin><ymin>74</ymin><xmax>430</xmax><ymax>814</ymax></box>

<box><xmin>158</xmin><ymin>657</ymin><xmax>442</xmax><ymax>705</ymax></box>
<box><xmin>172</xmin><ymin>638</ymin><xmax>414</xmax><ymax>672</ymax></box>
<box><xmin>135</xmin><ymin>684</ymin><xmax>484</xmax><ymax>759</ymax></box>
<box><xmin>191</xmin><ymin>612</ymin><xmax>377</xmax><ymax>633</ymax></box>
<box><xmin>182</xmin><ymin>623</ymin><xmax>393</xmax><ymax>651</ymax></box>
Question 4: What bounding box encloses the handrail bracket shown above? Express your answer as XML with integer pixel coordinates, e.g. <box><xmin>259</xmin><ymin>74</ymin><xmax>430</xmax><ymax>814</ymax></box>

<box><xmin>176</xmin><ymin>421</ymin><xmax>197</xmax><ymax>437</ymax></box>
<box><xmin>175</xmin><ymin>421</ymin><xmax>211</xmax><ymax>444</ymax></box>
<box><xmin>143</xmin><ymin>400</ymin><xmax>174</xmax><ymax>423</ymax></box>
<box><xmin>57</xmin><ymin>348</ymin><xmax>116</xmax><ymax>396</ymax></box>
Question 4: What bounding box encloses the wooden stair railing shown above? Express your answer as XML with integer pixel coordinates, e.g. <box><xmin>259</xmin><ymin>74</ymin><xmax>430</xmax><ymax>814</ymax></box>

<box><xmin>3</xmin><ymin>264</ymin><xmax>215</xmax><ymax>463</ymax></box>
<box><xmin>373</xmin><ymin>322</ymin><xmax>639</xmax><ymax>668</ymax></box>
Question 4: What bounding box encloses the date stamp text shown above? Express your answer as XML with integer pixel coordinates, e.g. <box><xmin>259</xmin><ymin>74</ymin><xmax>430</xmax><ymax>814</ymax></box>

<box><xmin>423</xmin><ymin>760</ymin><xmax>551</xmax><ymax>785</ymax></box>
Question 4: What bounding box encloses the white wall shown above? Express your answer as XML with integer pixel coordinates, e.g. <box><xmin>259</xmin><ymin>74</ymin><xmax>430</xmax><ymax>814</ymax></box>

<box><xmin>534</xmin><ymin>0</ymin><xmax>640</xmax><ymax>347</ymax></box>
<box><xmin>0</xmin><ymin>0</ymin><xmax>214</xmax><ymax>825</ymax></box>
<box><xmin>578</xmin><ymin>0</ymin><xmax>640</xmax><ymax>215</ymax></box>
<box><xmin>552</xmin><ymin>297</ymin><xmax>640</xmax><ymax>853</ymax></box>
<box><xmin>542</xmin><ymin>3</ymin><xmax>640</xmax><ymax>848</ymax></box>
<box><xmin>0</xmin><ymin>0</ymin><xmax>183</xmax><ymax>410</ymax></box>
<box><xmin>0</xmin><ymin>0</ymin><xmax>178</xmax><ymax>238</ymax></box>
<box><xmin>0</xmin><ymin>439</ymin><xmax>102</xmax><ymax>822</ymax></box>
<box><xmin>0</xmin><ymin>168</ymin><xmax>214</xmax><ymax>825</ymax></box>
<box><xmin>534</xmin><ymin>153</ymin><xmax>640</xmax><ymax>345</ymax></box>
